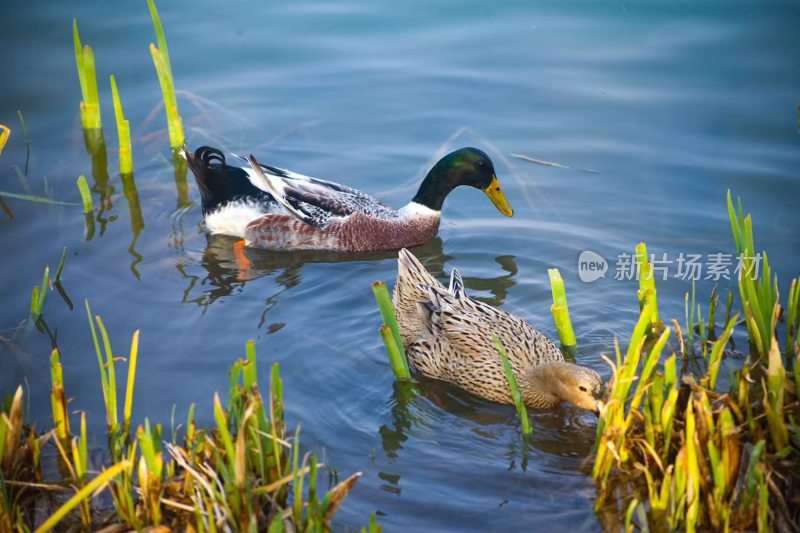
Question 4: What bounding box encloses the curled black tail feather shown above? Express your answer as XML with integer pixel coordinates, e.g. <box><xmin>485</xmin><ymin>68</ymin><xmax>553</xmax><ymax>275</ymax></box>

<box><xmin>197</xmin><ymin>146</ymin><xmax>226</xmax><ymax>166</ymax></box>
<box><xmin>185</xmin><ymin>145</ymin><xmax>276</xmax><ymax>215</ymax></box>
<box><xmin>185</xmin><ymin>146</ymin><xmax>225</xmax><ymax>183</ymax></box>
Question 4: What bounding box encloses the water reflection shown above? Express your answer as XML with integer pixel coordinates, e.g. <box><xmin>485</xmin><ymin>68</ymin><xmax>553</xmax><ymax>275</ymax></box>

<box><xmin>180</xmin><ymin>227</ymin><xmax>520</xmax><ymax>314</ymax></box>
<box><xmin>378</xmin><ymin>381</ymin><xmax>420</xmax><ymax>460</ymax></box>
<box><xmin>120</xmin><ymin>172</ymin><xmax>145</xmax><ymax>279</ymax></box>
<box><xmin>182</xmin><ymin>236</ymin><xmax>453</xmax><ymax>308</ymax></box>
<box><xmin>82</xmin><ymin>128</ymin><xmax>115</xmax><ymax>237</ymax></box>
<box><xmin>172</xmin><ymin>150</ymin><xmax>190</xmax><ymax>209</ymax></box>
<box><xmin>377</xmin><ymin>374</ymin><xmax>597</xmax><ymax>494</ymax></box>
<box><xmin>463</xmin><ymin>255</ymin><xmax>518</xmax><ymax>307</ymax></box>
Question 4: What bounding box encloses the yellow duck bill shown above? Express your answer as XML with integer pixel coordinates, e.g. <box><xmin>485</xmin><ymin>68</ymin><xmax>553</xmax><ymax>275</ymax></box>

<box><xmin>483</xmin><ymin>176</ymin><xmax>514</xmax><ymax>217</ymax></box>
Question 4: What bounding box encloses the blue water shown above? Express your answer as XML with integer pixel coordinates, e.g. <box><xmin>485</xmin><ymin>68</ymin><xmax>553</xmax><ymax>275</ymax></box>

<box><xmin>1</xmin><ymin>0</ymin><xmax>799</xmax><ymax>529</ymax></box>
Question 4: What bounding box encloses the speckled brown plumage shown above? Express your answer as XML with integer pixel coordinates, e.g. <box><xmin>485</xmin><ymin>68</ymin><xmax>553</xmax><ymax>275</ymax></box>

<box><xmin>393</xmin><ymin>249</ymin><xmax>603</xmax><ymax>411</ymax></box>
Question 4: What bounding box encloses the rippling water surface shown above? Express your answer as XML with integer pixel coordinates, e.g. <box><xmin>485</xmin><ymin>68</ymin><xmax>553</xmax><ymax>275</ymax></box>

<box><xmin>1</xmin><ymin>0</ymin><xmax>799</xmax><ymax>529</ymax></box>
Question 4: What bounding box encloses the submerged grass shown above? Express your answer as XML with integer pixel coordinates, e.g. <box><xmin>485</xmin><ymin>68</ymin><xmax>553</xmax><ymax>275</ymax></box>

<box><xmin>1</xmin><ymin>296</ymin><xmax>367</xmax><ymax>529</ymax></box>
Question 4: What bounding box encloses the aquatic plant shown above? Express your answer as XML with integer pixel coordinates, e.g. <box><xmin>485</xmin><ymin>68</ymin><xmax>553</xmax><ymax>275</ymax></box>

<box><xmin>0</xmin><ymin>124</ymin><xmax>9</xmax><ymax>156</ymax></box>
<box><xmin>1</xmin><ymin>306</ymin><xmax>366</xmax><ymax>530</ymax></box>
<box><xmin>548</xmin><ymin>268</ymin><xmax>576</xmax><ymax>350</ymax></box>
<box><xmin>493</xmin><ymin>334</ymin><xmax>532</xmax><ymax>436</ymax></box>
<box><xmin>72</xmin><ymin>20</ymin><xmax>102</xmax><ymax>130</ymax></box>
<box><xmin>635</xmin><ymin>242</ymin><xmax>660</xmax><ymax>330</ymax></box>
<box><xmin>147</xmin><ymin>0</ymin><xmax>185</xmax><ymax>149</ymax></box>
<box><xmin>372</xmin><ymin>280</ymin><xmax>411</xmax><ymax>380</ymax></box>
<box><xmin>110</xmin><ymin>75</ymin><xmax>133</xmax><ymax>174</ymax></box>
<box><xmin>592</xmin><ymin>193</ymin><xmax>800</xmax><ymax>531</ymax></box>
<box><xmin>727</xmin><ymin>190</ymin><xmax>778</xmax><ymax>358</ymax></box>
<box><xmin>76</xmin><ymin>175</ymin><xmax>93</xmax><ymax>214</ymax></box>
<box><xmin>28</xmin><ymin>265</ymin><xmax>50</xmax><ymax>322</ymax></box>
<box><xmin>75</xmin><ymin>175</ymin><xmax>96</xmax><ymax>239</ymax></box>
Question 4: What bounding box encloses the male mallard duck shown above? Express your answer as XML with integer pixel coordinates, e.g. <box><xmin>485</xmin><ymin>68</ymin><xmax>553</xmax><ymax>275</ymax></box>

<box><xmin>393</xmin><ymin>249</ymin><xmax>602</xmax><ymax>412</ymax></box>
<box><xmin>183</xmin><ymin>146</ymin><xmax>513</xmax><ymax>252</ymax></box>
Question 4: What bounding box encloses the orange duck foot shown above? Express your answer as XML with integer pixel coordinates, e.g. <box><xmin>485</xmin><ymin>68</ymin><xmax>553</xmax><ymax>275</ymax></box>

<box><xmin>233</xmin><ymin>240</ymin><xmax>252</xmax><ymax>280</ymax></box>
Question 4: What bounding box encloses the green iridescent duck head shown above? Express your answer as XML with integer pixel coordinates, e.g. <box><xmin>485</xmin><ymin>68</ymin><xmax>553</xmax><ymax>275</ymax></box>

<box><xmin>412</xmin><ymin>147</ymin><xmax>513</xmax><ymax>216</ymax></box>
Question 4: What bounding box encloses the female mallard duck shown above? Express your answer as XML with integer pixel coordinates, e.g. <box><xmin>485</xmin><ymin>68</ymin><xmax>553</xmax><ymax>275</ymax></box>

<box><xmin>184</xmin><ymin>146</ymin><xmax>513</xmax><ymax>252</ymax></box>
<box><xmin>393</xmin><ymin>249</ymin><xmax>603</xmax><ymax>412</ymax></box>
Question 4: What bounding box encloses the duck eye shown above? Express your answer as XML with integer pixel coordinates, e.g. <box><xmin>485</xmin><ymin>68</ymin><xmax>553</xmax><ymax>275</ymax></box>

<box><xmin>579</xmin><ymin>386</ymin><xmax>588</xmax><ymax>392</ymax></box>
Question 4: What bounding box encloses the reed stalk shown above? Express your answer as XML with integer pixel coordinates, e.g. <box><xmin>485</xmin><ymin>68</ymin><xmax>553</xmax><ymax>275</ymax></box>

<box><xmin>76</xmin><ymin>175</ymin><xmax>93</xmax><ymax>214</ymax></box>
<box><xmin>727</xmin><ymin>190</ymin><xmax>777</xmax><ymax>358</ymax></box>
<box><xmin>4</xmin><ymin>259</ymin><xmax>369</xmax><ymax>531</ymax></box>
<box><xmin>635</xmin><ymin>242</ymin><xmax>659</xmax><ymax>328</ymax></box>
<box><xmin>137</xmin><ymin>419</ymin><xmax>163</xmax><ymax>523</ymax></box>
<box><xmin>706</xmin><ymin>315</ymin><xmax>737</xmax><ymax>390</ymax></box>
<box><xmin>72</xmin><ymin>20</ymin><xmax>102</xmax><ymax>130</ymax></box>
<box><xmin>594</xmin><ymin>274</ymin><xmax>798</xmax><ymax>531</ymax></box>
<box><xmin>55</xmin><ymin>247</ymin><xmax>67</xmax><ymax>284</ymax></box>
<box><xmin>49</xmin><ymin>349</ymin><xmax>71</xmax><ymax>448</ymax></box>
<box><xmin>147</xmin><ymin>0</ymin><xmax>184</xmax><ymax>149</ymax></box>
<box><xmin>380</xmin><ymin>325</ymin><xmax>410</xmax><ymax>379</ymax></box>
<box><xmin>0</xmin><ymin>124</ymin><xmax>9</xmax><ymax>156</ymax></box>
<box><xmin>122</xmin><ymin>330</ymin><xmax>140</xmax><ymax>436</ymax></box>
<box><xmin>109</xmin><ymin>75</ymin><xmax>133</xmax><ymax>174</ymax></box>
<box><xmin>372</xmin><ymin>281</ymin><xmax>410</xmax><ymax>379</ymax></box>
<box><xmin>70</xmin><ymin>412</ymin><xmax>91</xmax><ymax>527</ymax></box>
<box><xmin>547</xmin><ymin>268</ymin><xmax>576</xmax><ymax>348</ymax></box>
<box><xmin>785</xmin><ymin>277</ymin><xmax>799</xmax><ymax>359</ymax></box>
<box><xmin>29</xmin><ymin>265</ymin><xmax>50</xmax><ymax>320</ymax></box>
<box><xmin>493</xmin><ymin>334</ymin><xmax>532</xmax><ymax>436</ymax></box>
<box><xmin>34</xmin><ymin>461</ymin><xmax>130</xmax><ymax>533</ymax></box>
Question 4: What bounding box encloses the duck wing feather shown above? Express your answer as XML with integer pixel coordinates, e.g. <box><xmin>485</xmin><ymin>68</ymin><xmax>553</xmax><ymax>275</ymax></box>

<box><xmin>241</xmin><ymin>154</ymin><xmax>395</xmax><ymax>228</ymax></box>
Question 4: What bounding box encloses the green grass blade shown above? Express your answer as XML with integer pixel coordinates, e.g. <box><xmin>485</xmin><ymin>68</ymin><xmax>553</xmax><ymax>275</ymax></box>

<box><xmin>85</xmin><ymin>301</ymin><xmax>110</xmax><ymax>414</ymax></box>
<box><xmin>49</xmin><ymin>349</ymin><xmax>71</xmax><ymax>446</ymax></box>
<box><xmin>72</xmin><ymin>20</ymin><xmax>102</xmax><ymax>130</ymax></box>
<box><xmin>36</xmin><ymin>266</ymin><xmax>50</xmax><ymax>315</ymax></box>
<box><xmin>95</xmin><ymin>316</ymin><xmax>118</xmax><ymax>429</ymax></box>
<box><xmin>123</xmin><ymin>330</ymin><xmax>140</xmax><ymax>436</ymax></box>
<box><xmin>76</xmin><ymin>175</ymin><xmax>93</xmax><ymax>214</ymax></box>
<box><xmin>55</xmin><ymin>247</ymin><xmax>67</xmax><ymax>283</ymax></box>
<box><xmin>708</xmin><ymin>316</ymin><xmax>737</xmax><ymax>390</ymax></box>
<box><xmin>0</xmin><ymin>124</ymin><xmax>10</xmax><ymax>156</ymax></box>
<box><xmin>34</xmin><ymin>460</ymin><xmax>129</xmax><ymax>533</ymax></box>
<box><xmin>493</xmin><ymin>333</ymin><xmax>531</xmax><ymax>436</ymax></box>
<box><xmin>635</xmin><ymin>242</ymin><xmax>659</xmax><ymax>325</ymax></box>
<box><xmin>147</xmin><ymin>0</ymin><xmax>172</xmax><ymax>74</ymax></box>
<box><xmin>727</xmin><ymin>189</ymin><xmax>743</xmax><ymax>254</ymax></box>
<box><xmin>548</xmin><ymin>268</ymin><xmax>576</xmax><ymax>347</ymax></box>
<box><xmin>73</xmin><ymin>19</ymin><xmax>87</xmax><ymax>106</ymax></box>
<box><xmin>243</xmin><ymin>339</ymin><xmax>258</xmax><ymax>390</ymax></box>
<box><xmin>213</xmin><ymin>393</ymin><xmax>236</xmax><ymax>460</ymax></box>
<box><xmin>0</xmin><ymin>191</ymin><xmax>79</xmax><ymax>206</ymax></box>
<box><xmin>372</xmin><ymin>281</ymin><xmax>409</xmax><ymax>373</ymax></box>
<box><xmin>110</xmin><ymin>75</ymin><xmax>133</xmax><ymax>174</ymax></box>
<box><xmin>380</xmin><ymin>325</ymin><xmax>410</xmax><ymax>379</ymax></box>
